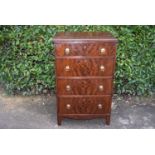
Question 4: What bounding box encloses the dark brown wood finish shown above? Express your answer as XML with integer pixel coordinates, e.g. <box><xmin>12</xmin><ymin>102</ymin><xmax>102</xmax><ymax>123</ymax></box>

<box><xmin>56</xmin><ymin>57</ymin><xmax>114</xmax><ymax>77</ymax></box>
<box><xmin>58</xmin><ymin>96</ymin><xmax>111</xmax><ymax>114</ymax></box>
<box><xmin>53</xmin><ymin>32</ymin><xmax>117</xmax><ymax>126</ymax></box>
<box><xmin>57</xmin><ymin>78</ymin><xmax>113</xmax><ymax>95</ymax></box>
<box><xmin>53</xmin><ymin>32</ymin><xmax>118</xmax><ymax>43</ymax></box>
<box><xmin>55</xmin><ymin>43</ymin><xmax>116</xmax><ymax>56</ymax></box>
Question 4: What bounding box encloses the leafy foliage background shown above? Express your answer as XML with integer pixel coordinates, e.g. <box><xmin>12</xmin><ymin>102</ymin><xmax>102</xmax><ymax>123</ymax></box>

<box><xmin>0</xmin><ymin>25</ymin><xmax>155</xmax><ymax>95</ymax></box>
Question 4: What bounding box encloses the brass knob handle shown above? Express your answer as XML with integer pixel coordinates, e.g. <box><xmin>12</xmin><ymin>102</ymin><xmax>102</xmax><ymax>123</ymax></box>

<box><xmin>100</xmin><ymin>65</ymin><xmax>105</xmax><ymax>72</ymax></box>
<box><xmin>98</xmin><ymin>104</ymin><xmax>103</xmax><ymax>109</ymax></box>
<box><xmin>66</xmin><ymin>85</ymin><xmax>71</xmax><ymax>91</ymax></box>
<box><xmin>65</xmin><ymin>48</ymin><xmax>70</xmax><ymax>55</ymax></box>
<box><xmin>65</xmin><ymin>65</ymin><xmax>70</xmax><ymax>71</ymax></box>
<box><xmin>66</xmin><ymin>104</ymin><xmax>71</xmax><ymax>109</ymax></box>
<box><xmin>82</xmin><ymin>98</ymin><xmax>86</xmax><ymax>102</ymax></box>
<box><xmin>83</xmin><ymin>45</ymin><xmax>87</xmax><ymax>49</ymax></box>
<box><xmin>99</xmin><ymin>85</ymin><xmax>104</xmax><ymax>91</ymax></box>
<box><xmin>100</xmin><ymin>48</ymin><xmax>106</xmax><ymax>55</ymax></box>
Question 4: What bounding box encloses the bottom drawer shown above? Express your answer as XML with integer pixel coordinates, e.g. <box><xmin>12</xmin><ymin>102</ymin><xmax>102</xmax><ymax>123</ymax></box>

<box><xmin>58</xmin><ymin>96</ymin><xmax>111</xmax><ymax>115</ymax></box>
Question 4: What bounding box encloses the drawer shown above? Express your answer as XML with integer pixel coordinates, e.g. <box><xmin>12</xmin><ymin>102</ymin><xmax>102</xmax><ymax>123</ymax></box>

<box><xmin>57</xmin><ymin>78</ymin><xmax>113</xmax><ymax>95</ymax></box>
<box><xmin>56</xmin><ymin>58</ymin><xmax>114</xmax><ymax>77</ymax></box>
<box><xmin>58</xmin><ymin>96</ymin><xmax>111</xmax><ymax>114</ymax></box>
<box><xmin>55</xmin><ymin>43</ymin><xmax>116</xmax><ymax>57</ymax></box>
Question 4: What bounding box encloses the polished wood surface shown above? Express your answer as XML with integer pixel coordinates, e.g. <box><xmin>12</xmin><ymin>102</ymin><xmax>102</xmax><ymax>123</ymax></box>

<box><xmin>56</xmin><ymin>57</ymin><xmax>114</xmax><ymax>77</ymax></box>
<box><xmin>53</xmin><ymin>32</ymin><xmax>118</xmax><ymax>43</ymax></box>
<box><xmin>54</xmin><ymin>32</ymin><xmax>117</xmax><ymax>125</ymax></box>
<box><xmin>58</xmin><ymin>96</ymin><xmax>111</xmax><ymax>114</ymax></box>
<box><xmin>57</xmin><ymin>78</ymin><xmax>113</xmax><ymax>95</ymax></box>
<box><xmin>55</xmin><ymin>43</ymin><xmax>116</xmax><ymax>56</ymax></box>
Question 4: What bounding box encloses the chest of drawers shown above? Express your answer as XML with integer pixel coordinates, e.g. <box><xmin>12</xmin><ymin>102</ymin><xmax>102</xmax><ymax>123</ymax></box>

<box><xmin>53</xmin><ymin>32</ymin><xmax>118</xmax><ymax>125</ymax></box>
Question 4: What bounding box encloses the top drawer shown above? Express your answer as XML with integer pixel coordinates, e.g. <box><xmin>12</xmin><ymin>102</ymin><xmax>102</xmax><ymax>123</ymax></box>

<box><xmin>55</xmin><ymin>43</ymin><xmax>116</xmax><ymax>57</ymax></box>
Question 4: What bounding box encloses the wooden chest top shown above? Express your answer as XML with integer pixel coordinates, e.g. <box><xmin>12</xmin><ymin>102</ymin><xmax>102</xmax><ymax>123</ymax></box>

<box><xmin>53</xmin><ymin>32</ymin><xmax>118</xmax><ymax>43</ymax></box>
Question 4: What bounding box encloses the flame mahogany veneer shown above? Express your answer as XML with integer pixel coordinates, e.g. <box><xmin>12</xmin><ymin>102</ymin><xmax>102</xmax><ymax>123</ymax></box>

<box><xmin>53</xmin><ymin>32</ymin><xmax>118</xmax><ymax>125</ymax></box>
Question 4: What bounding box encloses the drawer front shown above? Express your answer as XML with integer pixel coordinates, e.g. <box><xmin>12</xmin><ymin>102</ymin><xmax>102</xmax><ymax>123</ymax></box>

<box><xmin>58</xmin><ymin>96</ymin><xmax>111</xmax><ymax>114</ymax></box>
<box><xmin>57</xmin><ymin>78</ymin><xmax>113</xmax><ymax>95</ymax></box>
<box><xmin>55</xmin><ymin>43</ymin><xmax>116</xmax><ymax>57</ymax></box>
<box><xmin>56</xmin><ymin>58</ymin><xmax>114</xmax><ymax>77</ymax></box>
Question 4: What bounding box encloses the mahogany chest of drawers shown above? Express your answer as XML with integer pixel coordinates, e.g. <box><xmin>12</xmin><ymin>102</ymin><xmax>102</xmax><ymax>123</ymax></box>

<box><xmin>53</xmin><ymin>32</ymin><xmax>118</xmax><ymax>125</ymax></box>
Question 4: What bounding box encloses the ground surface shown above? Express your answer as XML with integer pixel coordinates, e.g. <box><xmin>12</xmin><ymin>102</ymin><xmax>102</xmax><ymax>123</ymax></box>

<box><xmin>0</xmin><ymin>87</ymin><xmax>155</xmax><ymax>129</ymax></box>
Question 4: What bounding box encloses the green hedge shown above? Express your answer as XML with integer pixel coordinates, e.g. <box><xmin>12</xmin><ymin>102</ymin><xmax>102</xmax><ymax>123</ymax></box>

<box><xmin>0</xmin><ymin>25</ymin><xmax>155</xmax><ymax>95</ymax></box>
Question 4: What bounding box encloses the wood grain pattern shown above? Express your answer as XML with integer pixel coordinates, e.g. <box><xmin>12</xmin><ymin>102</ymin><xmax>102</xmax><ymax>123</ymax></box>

<box><xmin>57</xmin><ymin>78</ymin><xmax>113</xmax><ymax>95</ymax></box>
<box><xmin>55</xmin><ymin>43</ymin><xmax>116</xmax><ymax>57</ymax></box>
<box><xmin>53</xmin><ymin>32</ymin><xmax>118</xmax><ymax>43</ymax></box>
<box><xmin>58</xmin><ymin>96</ymin><xmax>111</xmax><ymax>114</ymax></box>
<box><xmin>54</xmin><ymin>32</ymin><xmax>118</xmax><ymax>125</ymax></box>
<box><xmin>56</xmin><ymin>57</ymin><xmax>114</xmax><ymax>77</ymax></box>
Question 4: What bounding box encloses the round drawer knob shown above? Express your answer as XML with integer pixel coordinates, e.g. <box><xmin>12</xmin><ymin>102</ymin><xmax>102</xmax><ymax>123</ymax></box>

<box><xmin>66</xmin><ymin>85</ymin><xmax>71</xmax><ymax>91</ymax></box>
<box><xmin>83</xmin><ymin>45</ymin><xmax>87</xmax><ymax>49</ymax></box>
<box><xmin>98</xmin><ymin>104</ymin><xmax>103</xmax><ymax>109</ymax></box>
<box><xmin>65</xmin><ymin>65</ymin><xmax>70</xmax><ymax>71</ymax></box>
<box><xmin>65</xmin><ymin>48</ymin><xmax>70</xmax><ymax>55</ymax></box>
<box><xmin>84</xmin><ymin>59</ymin><xmax>88</xmax><ymax>63</ymax></box>
<box><xmin>99</xmin><ymin>85</ymin><xmax>104</xmax><ymax>91</ymax></box>
<box><xmin>100</xmin><ymin>48</ymin><xmax>106</xmax><ymax>55</ymax></box>
<box><xmin>100</xmin><ymin>65</ymin><xmax>105</xmax><ymax>72</ymax></box>
<box><xmin>82</xmin><ymin>98</ymin><xmax>86</xmax><ymax>102</ymax></box>
<box><xmin>66</xmin><ymin>104</ymin><xmax>71</xmax><ymax>109</ymax></box>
